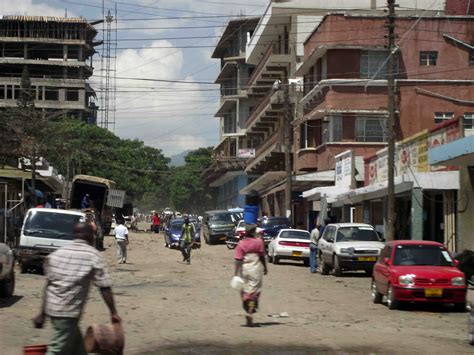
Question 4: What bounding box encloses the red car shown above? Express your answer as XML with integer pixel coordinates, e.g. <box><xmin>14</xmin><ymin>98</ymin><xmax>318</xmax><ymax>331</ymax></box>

<box><xmin>371</xmin><ymin>240</ymin><xmax>467</xmax><ymax>310</ymax></box>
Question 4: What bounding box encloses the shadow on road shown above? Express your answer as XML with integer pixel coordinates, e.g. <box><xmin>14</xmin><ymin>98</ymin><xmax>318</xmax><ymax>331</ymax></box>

<box><xmin>138</xmin><ymin>342</ymin><xmax>382</xmax><ymax>355</ymax></box>
<box><xmin>0</xmin><ymin>295</ymin><xmax>23</xmax><ymax>308</ymax></box>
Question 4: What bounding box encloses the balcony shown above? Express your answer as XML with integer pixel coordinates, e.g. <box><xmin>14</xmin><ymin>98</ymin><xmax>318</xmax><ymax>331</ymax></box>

<box><xmin>247</xmin><ymin>44</ymin><xmax>290</xmax><ymax>98</ymax></box>
<box><xmin>246</xmin><ymin>90</ymin><xmax>283</xmax><ymax>134</ymax></box>
<box><xmin>245</xmin><ymin>130</ymin><xmax>285</xmax><ymax>174</ymax></box>
<box><xmin>295</xmin><ymin>148</ymin><xmax>318</xmax><ymax>172</ymax></box>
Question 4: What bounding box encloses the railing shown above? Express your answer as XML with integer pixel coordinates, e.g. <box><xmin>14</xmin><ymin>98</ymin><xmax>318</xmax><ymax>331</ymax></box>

<box><xmin>254</xmin><ymin>129</ymin><xmax>281</xmax><ymax>159</ymax></box>
<box><xmin>246</xmin><ymin>90</ymin><xmax>277</xmax><ymax>129</ymax></box>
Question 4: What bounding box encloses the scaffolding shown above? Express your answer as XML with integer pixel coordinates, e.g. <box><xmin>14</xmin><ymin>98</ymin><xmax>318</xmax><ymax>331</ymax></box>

<box><xmin>99</xmin><ymin>2</ymin><xmax>117</xmax><ymax>131</ymax></box>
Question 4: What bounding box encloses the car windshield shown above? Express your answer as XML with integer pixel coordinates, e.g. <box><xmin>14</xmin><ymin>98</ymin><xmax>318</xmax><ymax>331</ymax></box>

<box><xmin>279</xmin><ymin>231</ymin><xmax>310</xmax><ymax>240</ymax></box>
<box><xmin>209</xmin><ymin>213</ymin><xmax>233</xmax><ymax>224</ymax></box>
<box><xmin>171</xmin><ymin>222</ymin><xmax>184</xmax><ymax>231</ymax></box>
<box><xmin>393</xmin><ymin>245</ymin><xmax>454</xmax><ymax>266</ymax></box>
<box><xmin>23</xmin><ymin>211</ymin><xmax>83</xmax><ymax>239</ymax></box>
<box><xmin>336</xmin><ymin>226</ymin><xmax>380</xmax><ymax>242</ymax></box>
<box><xmin>262</xmin><ymin>218</ymin><xmax>289</xmax><ymax>227</ymax></box>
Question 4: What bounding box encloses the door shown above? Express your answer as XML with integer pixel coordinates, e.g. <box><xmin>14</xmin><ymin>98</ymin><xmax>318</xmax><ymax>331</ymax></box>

<box><xmin>375</xmin><ymin>245</ymin><xmax>392</xmax><ymax>293</ymax></box>
<box><xmin>319</xmin><ymin>226</ymin><xmax>335</xmax><ymax>265</ymax></box>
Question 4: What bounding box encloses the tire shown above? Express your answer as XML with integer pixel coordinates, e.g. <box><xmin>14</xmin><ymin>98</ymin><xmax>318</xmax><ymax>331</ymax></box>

<box><xmin>365</xmin><ymin>269</ymin><xmax>373</xmax><ymax>277</ymax></box>
<box><xmin>272</xmin><ymin>252</ymin><xmax>279</xmax><ymax>265</ymax></box>
<box><xmin>267</xmin><ymin>251</ymin><xmax>273</xmax><ymax>263</ymax></box>
<box><xmin>20</xmin><ymin>263</ymin><xmax>28</xmax><ymax>274</ymax></box>
<box><xmin>319</xmin><ymin>253</ymin><xmax>330</xmax><ymax>275</ymax></box>
<box><xmin>454</xmin><ymin>302</ymin><xmax>467</xmax><ymax>312</ymax></box>
<box><xmin>371</xmin><ymin>279</ymin><xmax>383</xmax><ymax>304</ymax></box>
<box><xmin>387</xmin><ymin>285</ymin><xmax>399</xmax><ymax>310</ymax></box>
<box><xmin>0</xmin><ymin>270</ymin><xmax>15</xmax><ymax>298</ymax></box>
<box><xmin>469</xmin><ymin>332</ymin><xmax>474</xmax><ymax>346</ymax></box>
<box><xmin>333</xmin><ymin>255</ymin><xmax>342</xmax><ymax>277</ymax></box>
<box><xmin>303</xmin><ymin>259</ymin><xmax>310</xmax><ymax>267</ymax></box>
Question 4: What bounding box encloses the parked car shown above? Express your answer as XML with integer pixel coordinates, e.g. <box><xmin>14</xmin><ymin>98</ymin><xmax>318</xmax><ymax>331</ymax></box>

<box><xmin>257</xmin><ymin>217</ymin><xmax>291</xmax><ymax>246</ymax></box>
<box><xmin>267</xmin><ymin>229</ymin><xmax>311</xmax><ymax>266</ymax></box>
<box><xmin>201</xmin><ymin>210</ymin><xmax>236</xmax><ymax>245</ymax></box>
<box><xmin>371</xmin><ymin>240</ymin><xmax>467</xmax><ymax>311</ymax></box>
<box><xmin>0</xmin><ymin>243</ymin><xmax>15</xmax><ymax>297</ymax></box>
<box><xmin>164</xmin><ymin>219</ymin><xmax>200</xmax><ymax>249</ymax></box>
<box><xmin>318</xmin><ymin>223</ymin><xmax>384</xmax><ymax>277</ymax></box>
<box><xmin>17</xmin><ymin>208</ymin><xmax>86</xmax><ymax>273</ymax></box>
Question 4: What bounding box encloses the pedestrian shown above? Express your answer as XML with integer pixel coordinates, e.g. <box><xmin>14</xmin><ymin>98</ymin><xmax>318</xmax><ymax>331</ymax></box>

<box><xmin>234</xmin><ymin>224</ymin><xmax>268</xmax><ymax>327</ymax></box>
<box><xmin>33</xmin><ymin>223</ymin><xmax>120</xmax><ymax>355</ymax></box>
<box><xmin>115</xmin><ymin>219</ymin><xmax>129</xmax><ymax>264</ymax></box>
<box><xmin>81</xmin><ymin>193</ymin><xmax>90</xmax><ymax>209</ymax></box>
<box><xmin>309</xmin><ymin>222</ymin><xmax>320</xmax><ymax>273</ymax></box>
<box><xmin>152</xmin><ymin>212</ymin><xmax>160</xmax><ymax>233</ymax></box>
<box><xmin>180</xmin><ymin>216</ymin><xmax>195</xmax><ymax>264</ymax></box>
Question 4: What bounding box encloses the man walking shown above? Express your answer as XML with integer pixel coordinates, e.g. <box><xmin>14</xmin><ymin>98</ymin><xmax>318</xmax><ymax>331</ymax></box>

<box><xmin>33</xmin><ymin>223</ymin><xmax>120</xmax><ymax>355</ymax></box>
<box><xmin>309</xmin><ymin>222</ymin><xmax>320</xmax><ymax>273</ymax></box>
<box><xmin>180</xmin><ymin>216</ymin><xmax>195</xmax><ymax>265</ymax></box>
<box><xmin>115</xmin><ymin>219</ymin><xmax>129</xmax><ymax>264</ymax></box>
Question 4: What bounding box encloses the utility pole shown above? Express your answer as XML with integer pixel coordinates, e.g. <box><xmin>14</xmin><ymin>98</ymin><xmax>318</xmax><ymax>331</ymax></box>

<box><xmin>283</xmin><ymin>74</ymin><xmax>293</xmax><ymax>226</ymax></box>
<box><xmin>386</xmin><ymin>0</ymin><xmax>397</xmax><ymax>240</ymax></box>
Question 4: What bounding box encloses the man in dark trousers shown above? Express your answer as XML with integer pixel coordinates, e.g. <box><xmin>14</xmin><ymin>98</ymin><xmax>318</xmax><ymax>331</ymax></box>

<box><xmin>33</xmin><ymin>223</ymin><xmax>121</xmax><ymax>355</ymax></box>
<box><xmin>180</xmin><ymin>216</ymin><xmax>195</xmax><ymax>265</ymax></box>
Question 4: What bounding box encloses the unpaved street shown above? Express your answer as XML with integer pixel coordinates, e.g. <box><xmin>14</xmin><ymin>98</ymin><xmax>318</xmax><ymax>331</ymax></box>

<box><xmin>0</xmin><ymin>231</ymin><xmax>473</xmax><ymax>354</ymax></box>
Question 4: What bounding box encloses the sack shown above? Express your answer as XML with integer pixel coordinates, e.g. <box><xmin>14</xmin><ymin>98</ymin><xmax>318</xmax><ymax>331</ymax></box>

<box><xmin>230</xmin><ymin>276</ymin><xmax>244</xmax><ymax>291</ymax></box>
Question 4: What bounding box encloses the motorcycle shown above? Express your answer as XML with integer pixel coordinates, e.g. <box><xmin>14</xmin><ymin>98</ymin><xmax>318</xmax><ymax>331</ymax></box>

<box><xmin>226</xmin><ymin>230</ymin><xmax>245</xmax><ymax>249</ymax></box>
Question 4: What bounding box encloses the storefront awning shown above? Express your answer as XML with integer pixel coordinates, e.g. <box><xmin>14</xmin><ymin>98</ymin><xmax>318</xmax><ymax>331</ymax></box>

<box><xmin>240</xmin><ymin>171</ymin><xmax>285</xmax><ymax>195</ymax></box>
<box><xmin>302</xmin><ymin>185</ymin><xmax>351</xmax><ymax>203</ymax></box>
<box><xmin>429</xmin><ymin>135</ymin><xmax>474</xmax><ymax>166</ymax></box>
<box><xmin>331</xmin><ymin>171</ymin><xmax>460</xmax><ymax>207</ymax></box>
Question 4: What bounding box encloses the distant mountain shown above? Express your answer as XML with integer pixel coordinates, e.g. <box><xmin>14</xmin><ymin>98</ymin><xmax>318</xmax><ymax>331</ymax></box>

<box><xmin>168</xmin><ymin>150</ymin><xmax>190</xmax><ymax>167</ymax></box>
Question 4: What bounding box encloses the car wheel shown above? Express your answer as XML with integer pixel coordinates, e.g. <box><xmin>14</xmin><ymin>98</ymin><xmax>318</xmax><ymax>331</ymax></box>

<box><xmin>303</xmin><ymin>259</ymin><xmax>310</xmax><ymax>267</ymax></box>
<box><xmin>454</xmin><ymin>302</ymin><xmax>467</xmax><ymax>312</ymax></box>
<box><xmin>20</xmin><ymin>263</ymin><xmax>28</xmax><ymax>274</ymax></box>
<box><xmin>267</xmin><ymin>250</ymin><xmax>273</xmax><ymax>263</ymax></box>
<box><xmin>371</xmin><ymin>279</ymin><xmax>383</xmax><ymax>304</ymax></box>
<box><xmin>469</xmin><ymin>332</ymin><xmax>474</xmax><ymax>346</ymax></box>
<box><xmin>387</xmin><ymin>285</ymin><xmax>399</xmax><ymax>310</ymax></box>
<box><xmin>333</xmin><ymin>255</ymin><xmax>342</xmax><ymax>277</ymax></box>
<box><xmin>319</xmin><ymin>253</ymin><xmax>330</xmax><ymax>275</ymax></box>
<box><xmin>0</xmin><ymin>270</ymin><xmax>15</xmax><ymax>298</ymax></box>
<box><xmin>273</xmin><ymin>251</ymin><xmax>279</xmax><ymax>265</ymax></box>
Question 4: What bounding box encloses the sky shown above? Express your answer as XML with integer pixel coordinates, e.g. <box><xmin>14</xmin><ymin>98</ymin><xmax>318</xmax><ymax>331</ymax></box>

<box><xmin>1</xmin><ymin>0</ymin><xmax>269</xmax><ymax>157</ymax></box>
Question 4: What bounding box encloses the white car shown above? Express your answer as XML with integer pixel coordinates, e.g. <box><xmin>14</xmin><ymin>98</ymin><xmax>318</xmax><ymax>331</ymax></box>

<box><xmin>318</xmin><ymin>223</ymin><xmax>385</xmax><ymax>277</ymax></box>
<box><xmin>267</xmin><ymin>229</ymin><xmax>311</xmax><ymax>266</ymax></box>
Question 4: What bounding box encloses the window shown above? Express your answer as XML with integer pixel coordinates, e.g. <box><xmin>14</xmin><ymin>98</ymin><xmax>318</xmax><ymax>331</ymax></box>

<box><xmin>66</xmin><ymin>88</ymin><xmax>79</xmax><ymax>101</ymax></box>
<box><xmin>434</xmin><ymin>112</ymin><xmax>453</xmax><ymax>125</ymax></box>
<box><xmin>420</xmin><ymin>51</ymin><xmax>438</xmax><ymax>66</ymax></box>
<box><xmin>6</xmin><ymin>85</ymin><xmax>13</xmax><ymax>99</ymax></box>
<box><xmin>45</xmin><ymin>87</ymin><xmax>59</xmax><ymax>101</ymax></box>
<box><xmin>469</xmin><ymin>51</ymin><xmax>474</xmax><ymax>66</ymax></box>
<box><xmin>36</xmin><ymin>86</ymin><xmax>43</xmax><ymax>100</ymax></box>
<box><xmin>360</xmin><ymin>50</ymin><xmax>391</xmax><ymax>79</ymax></box>
<box><xmin>464</xmin><ymin>113</ymin><xmax>474</xmax><ymax>129</ymax></box>
<box><xmin>223</xmin><ymin>112</ymin><xmax>237</xmax><ymax>134</ymax></box>
<box><xmin>356</xmin><ymin>117</ymin><xmax>386</xmax><ymax>142</ymax></box>
<box><xmin>0</xmin><ymin>85</ymin><xmax>5</xmax><ymax>99</ymax></box>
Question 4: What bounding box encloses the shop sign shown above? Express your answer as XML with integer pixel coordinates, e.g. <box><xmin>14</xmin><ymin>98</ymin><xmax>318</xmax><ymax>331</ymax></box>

<box><xmin>335</xmin><ymin>150</ymin><xmax>353</xmax><ymax>187</ymax></box>
<box><xmin>365</xmin><ymin>118</ymin><xmax>462</xmax><ymax>186</ymax></box>
<box><xmin>238</xmin><ymin>148</ymin><xmax>256</xmax><ymax>159</ymax></box>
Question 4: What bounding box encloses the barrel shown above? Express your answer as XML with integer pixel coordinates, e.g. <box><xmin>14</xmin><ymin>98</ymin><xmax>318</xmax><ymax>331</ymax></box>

<box><xmin>84</xmin><ymin>323</ymin><xmax>124</xmax><ymax>355</ymax></box>
<box><xmin>23</xmin><ymin>345</ymin><xmax>47</xmax><ymax>355</ymax></box>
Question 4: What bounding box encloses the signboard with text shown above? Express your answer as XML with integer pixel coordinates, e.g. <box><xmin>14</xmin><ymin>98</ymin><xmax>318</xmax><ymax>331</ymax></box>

<box><xmin>335</xmin><ymin>150</ymin><xmax>354</xmax><ymax>187</ymax></box>
<box><xmin>365</xmin><ymin>118</ymin><xmax>462</xmax><ymax>186</ymax></box>
<box><xmin>238</xmin><ymin>148</ymin><xmax>256</xmax><ymax>159</ymax></box>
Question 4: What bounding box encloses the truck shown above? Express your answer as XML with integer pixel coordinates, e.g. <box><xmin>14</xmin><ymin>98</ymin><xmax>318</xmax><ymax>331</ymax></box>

<box><xmin>70</xmin><ymin>175</ymin><xmax>125</xmax><ymax>236</ymax></box>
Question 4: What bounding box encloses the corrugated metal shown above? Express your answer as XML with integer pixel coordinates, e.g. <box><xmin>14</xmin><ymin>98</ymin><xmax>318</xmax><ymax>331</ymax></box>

<box><xmin>107</xmin><ymin>189</ymin><xmax>126</xmax><ymax>208</ymax></box>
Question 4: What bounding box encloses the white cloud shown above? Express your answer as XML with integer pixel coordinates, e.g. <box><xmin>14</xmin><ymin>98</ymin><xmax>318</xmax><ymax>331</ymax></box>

<box><xmin>1</xmin><ymin>0</ymin><xmax>73</xmax><ymax>17</ymax></box>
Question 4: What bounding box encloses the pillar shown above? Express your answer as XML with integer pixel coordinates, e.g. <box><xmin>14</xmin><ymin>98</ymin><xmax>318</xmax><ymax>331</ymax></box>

<box><xmin>411</xmin><ymin>188</ymin><xmax>423</xmax><ymax>240</ymax></box>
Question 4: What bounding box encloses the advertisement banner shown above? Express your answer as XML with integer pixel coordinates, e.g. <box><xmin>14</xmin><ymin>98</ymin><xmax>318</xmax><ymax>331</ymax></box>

<box><xmin>238</xmin><ymin>148</ymin><xmax>256</xmax><ymax>159</ymax></box>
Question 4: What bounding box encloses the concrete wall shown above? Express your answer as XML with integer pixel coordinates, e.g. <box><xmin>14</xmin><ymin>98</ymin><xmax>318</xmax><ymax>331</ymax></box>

<box><xmin>458</xmin><ymin>167</ymin><xmax>474</xmax><ymax>250</ymax></box>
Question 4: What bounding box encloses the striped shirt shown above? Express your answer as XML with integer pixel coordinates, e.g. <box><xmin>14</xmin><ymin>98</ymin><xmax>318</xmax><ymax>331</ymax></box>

<box><xmin>45</xmin><ymin>239</ymin><xmax>112</xmax><ymax>318</ymax></box>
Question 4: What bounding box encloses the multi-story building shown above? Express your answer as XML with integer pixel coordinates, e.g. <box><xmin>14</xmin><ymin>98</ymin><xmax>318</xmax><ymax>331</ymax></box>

<box><xmin>0</xmin><ymin>16</ymin><xmax>100</xmax><ymax>122</ymax></box>
<box><xmin>240</xmin><ymin>0</ymin><xmax>442</xmax><ymax>225</ymax></box>
<box><xmin>203</xmin><ymin>18</ymin><xmax>260</xmax><ymax>208</ymax></box>
<box><xmin>299</xmin><ymin>2</ymin><xmax>474</xmax><ymax>248</ymax></box>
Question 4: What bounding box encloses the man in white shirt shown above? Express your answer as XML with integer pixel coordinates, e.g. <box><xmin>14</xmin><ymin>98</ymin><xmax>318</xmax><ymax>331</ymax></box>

<box><xmin>309</xmin><ymin>223</ymin><xmax>320</xmax><ymax>273</ymax></box>
<box><xmin>114</xmin><ymin>219</ymin><xmax>129</xmax><ymax>264</ymax></box>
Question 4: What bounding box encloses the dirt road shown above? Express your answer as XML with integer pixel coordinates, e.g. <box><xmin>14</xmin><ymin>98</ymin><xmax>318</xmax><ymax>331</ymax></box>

<box><xmin>0</xmin><ymin>231</ymin><xmax>472</xmax><ymax>354</ymax></box>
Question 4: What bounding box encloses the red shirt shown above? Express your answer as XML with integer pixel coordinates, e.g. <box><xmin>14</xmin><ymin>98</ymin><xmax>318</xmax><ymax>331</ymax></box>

<box><xmin>234</xmin><ymin>237</ymin><xmax>265</xmax><ymax>260</ymax></box>
<box><xmin>152</xmin><ymin>215</ymin><xmax>160</xmax><ymax>226</ymax></box>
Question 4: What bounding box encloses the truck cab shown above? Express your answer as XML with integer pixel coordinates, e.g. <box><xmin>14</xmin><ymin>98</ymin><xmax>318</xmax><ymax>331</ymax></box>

<box><xmin>17</xmin><ymin>208</ymin><xmax>86</xmax><ymax>272</ymax></box>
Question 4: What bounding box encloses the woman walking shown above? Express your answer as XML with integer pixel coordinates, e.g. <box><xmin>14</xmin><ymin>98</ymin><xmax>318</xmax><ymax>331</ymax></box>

<box><xmin>234</xmin><ymin>225</ymin><xmax>268</xmax><ymax>327</ymax></box>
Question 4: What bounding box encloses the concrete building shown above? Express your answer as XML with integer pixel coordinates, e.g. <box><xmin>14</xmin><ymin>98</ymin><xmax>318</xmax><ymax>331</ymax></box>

<box><xmin>203</xmin><ymin>18</ymin><xmax>260</xmax><ymax>209</ymax></box>
<box><xmin>298</xmin><ymin>3</ymin><xmax>474</xmax><ymax>247</ymax></box>
<box><xmin>0</xmin><ymin>16</ymin><xmax>100</xmax><ymax>122</ymax></box>
<box><xmin>239</xmin><ymin>0</ymin><xmax>444</xmax><ymax>223</ymax></box>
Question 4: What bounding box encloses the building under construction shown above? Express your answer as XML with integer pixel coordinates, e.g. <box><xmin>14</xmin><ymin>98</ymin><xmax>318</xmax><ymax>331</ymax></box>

<box><xmin>0</xmin><ymin>16</ymin><xmax>101</xmax><ymax>122</ymax></box>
